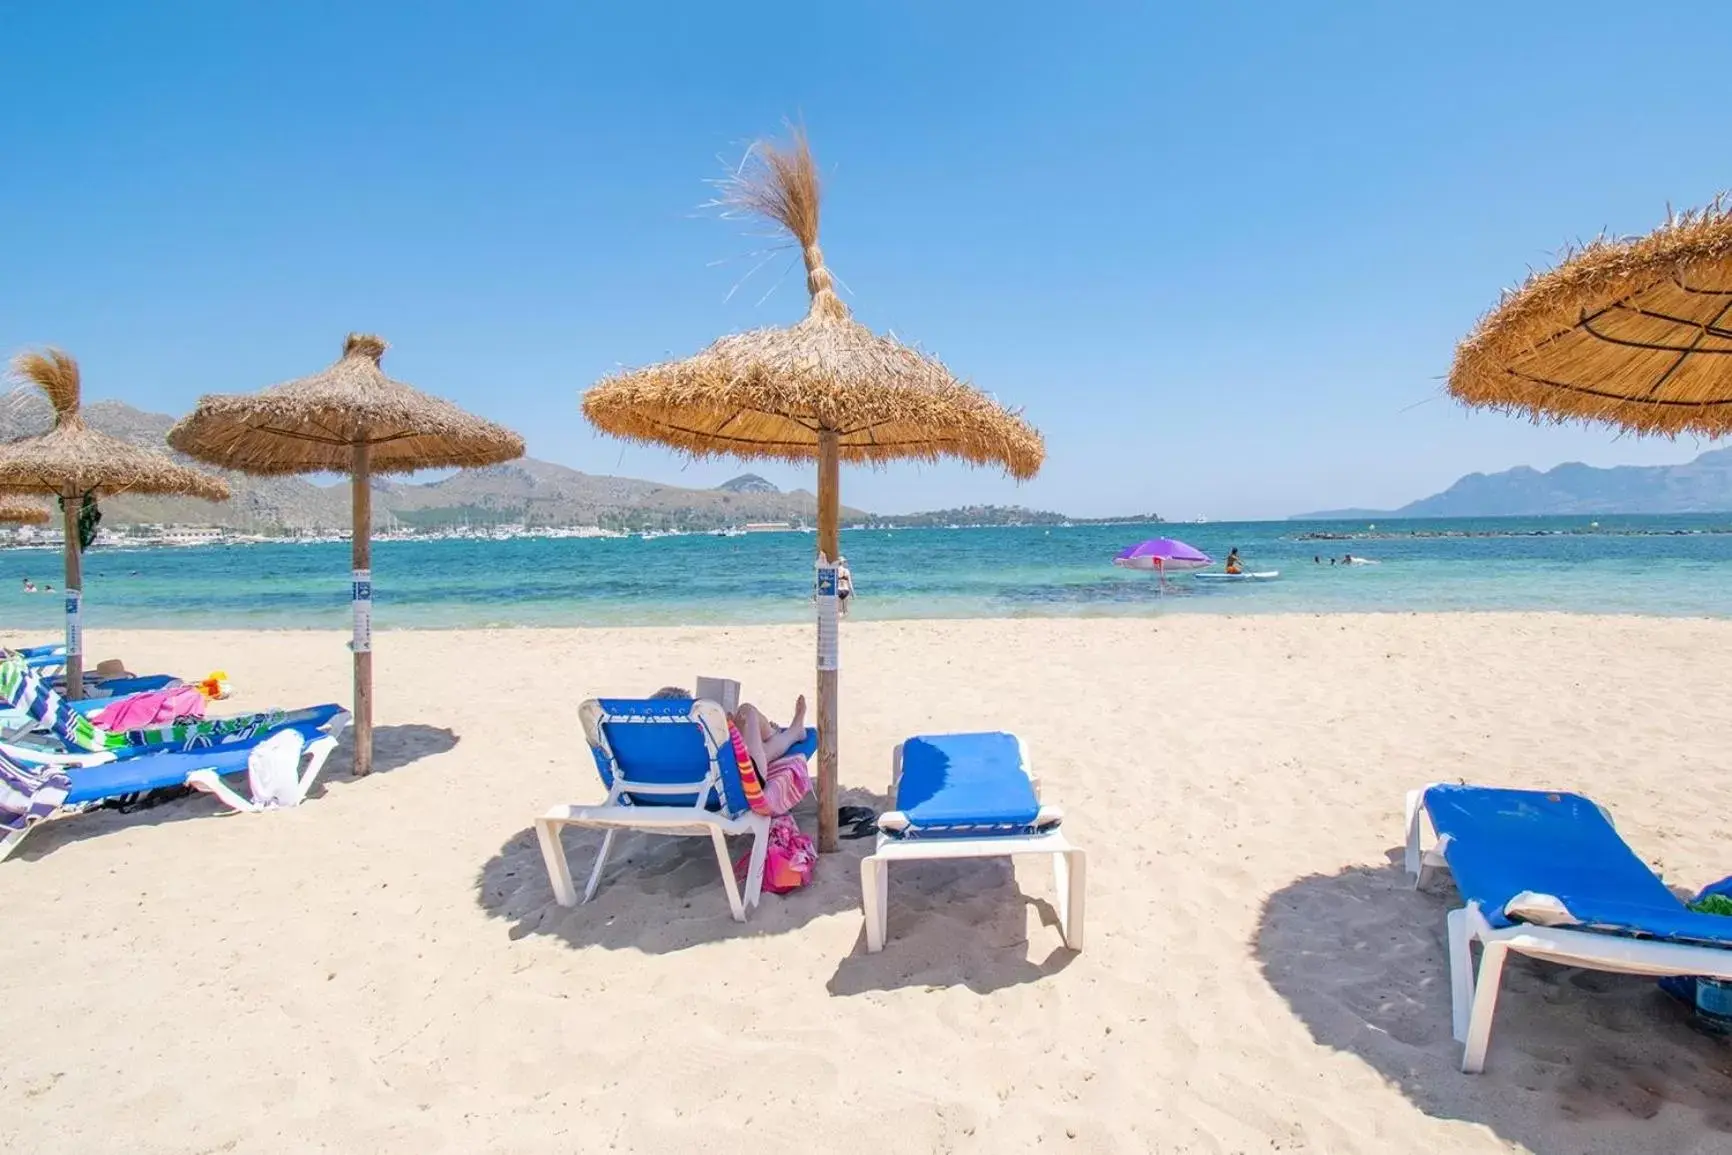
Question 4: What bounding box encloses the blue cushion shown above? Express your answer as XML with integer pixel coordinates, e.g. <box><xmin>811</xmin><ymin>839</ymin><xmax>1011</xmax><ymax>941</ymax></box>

<box><xmin>593</xmin><ymin>697</ymin><xmax>747</xmax><ymax>815</ymax></box>
<box><xmin>893</xmin><ymin>732</ymin><xmax>1039</xmax><ymax>836</ymax></box>
<box><xmin>1426</xmin><ymin>784</ymin><xmax>1732</xmax><ymax>946</ymax></box>
<box><xmin>64</xmin><ymin>746</ymin><xmax>255</xmax><ymax>804</ymax></box>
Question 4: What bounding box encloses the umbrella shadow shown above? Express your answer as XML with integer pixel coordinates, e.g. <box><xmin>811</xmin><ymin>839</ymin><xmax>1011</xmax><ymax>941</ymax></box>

<box><xmin>826</xmin><ymin>852</ymin><xmax>1079</xmax><ymax>997</ymax></box>
<box><xmin>475</xmin><ymin>786</ymin><xmax>888</xmax><ymax>953</ymax></box>
<box><xmin>1255</xmin><ymin>853</ymin><xmax>1732</xmax><ymax>1153</ymax></box>
<box><xmin>321</xmin><ymin>723</ymin><xmax>459</xmax><ymax>780</ymax></box>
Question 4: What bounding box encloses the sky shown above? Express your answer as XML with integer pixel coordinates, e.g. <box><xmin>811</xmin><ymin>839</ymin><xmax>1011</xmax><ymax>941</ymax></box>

<box><xmin>3</xmin><ymin>2</ymin><xmax>1730</xmax><ymax>520</ymax></box>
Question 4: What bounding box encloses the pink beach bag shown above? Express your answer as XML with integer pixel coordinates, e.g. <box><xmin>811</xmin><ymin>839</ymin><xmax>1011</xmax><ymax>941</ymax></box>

<box><xmin>736</xmin><ymin>815</ymin><xmax>817</xmax><ymax>894</ymax></box>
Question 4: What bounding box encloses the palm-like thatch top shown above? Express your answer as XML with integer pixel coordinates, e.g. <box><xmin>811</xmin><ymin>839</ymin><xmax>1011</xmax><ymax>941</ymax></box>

<box><xmin>167</xmin><ymin>334</ymin><xmax>526</xmax><ymax>476</ymax></box>
<box><xmin>0</xmin><ymin>350</ymin><xmax>231</xmax><ymax>500</ymax></box>
<box><xmin>582</xmin><ymin>132</ymin><xmax>1044</xmax><ymax>479</ymax></box>
<box><xmin>1450</xmin><ymin>199</ymin><xmax>1732</xmax><ymax>436</ymax></box>
<box><xmin>0</xmin><ymin>500</ymin><xmax>49</xmax><ymax>525</ymax></box>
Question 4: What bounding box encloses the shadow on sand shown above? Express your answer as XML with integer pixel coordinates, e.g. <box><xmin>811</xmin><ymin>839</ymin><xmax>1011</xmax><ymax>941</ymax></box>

<box><xmin>825</xmin><ymin>852</ymin><xmax>1078</xmax><ymax>997</ymax></box>
<box><xmin>1255</xmin><ymin>852</ymin><xmax>1732</xmax><ymax>1153</ymax></box>
<box><xmin>476</xmin><ymin>783</ymin><xmax>1077</xmax><ymax>993</ymax></box>
<box><xmin>11</xmin><ymin>722</ymin><xmax>459</xmax><ymax>862</ymax></box>
<box><xmin>323</xmin><ymin>722</ymin><xmax>460</xmax><ymax>778</ymax></box>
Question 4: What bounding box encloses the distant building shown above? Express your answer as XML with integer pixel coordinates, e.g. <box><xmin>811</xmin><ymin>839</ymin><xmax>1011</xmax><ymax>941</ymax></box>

<box><xmin>160</xmin><ymin>525</ymin><xmax>224</xmax><ymax>546</ymax></box>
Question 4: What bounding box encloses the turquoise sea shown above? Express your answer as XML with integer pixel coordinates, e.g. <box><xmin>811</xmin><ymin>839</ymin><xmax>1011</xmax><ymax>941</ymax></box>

<box><xmin>3</xmin><ymin>515</ymin><xmax>1731</xmax><ymax>629</ymax></box>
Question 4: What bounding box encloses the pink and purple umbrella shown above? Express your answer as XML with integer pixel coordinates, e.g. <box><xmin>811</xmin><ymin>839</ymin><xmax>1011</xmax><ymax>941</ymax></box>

<box><xmin>1112</xmin><ymin>537</ymin><xmax>1213</xmax><ymax>574</ymax></box>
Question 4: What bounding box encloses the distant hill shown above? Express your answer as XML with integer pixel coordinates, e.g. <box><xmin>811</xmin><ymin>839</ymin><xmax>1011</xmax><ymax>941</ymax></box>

<box><xmin>715</xmin><ymin>473</ymin><xmax>779</xmax><ymax>495</ymax></box>
<box><xmin>0</xmin><ymin>398</ymin><xmax>864</xmax><ymax>532</ymax></box>
<box><xmin>1294</xmin><ymin>448</ymin><xmax>1732</xmax><ymax>519</ymax></box>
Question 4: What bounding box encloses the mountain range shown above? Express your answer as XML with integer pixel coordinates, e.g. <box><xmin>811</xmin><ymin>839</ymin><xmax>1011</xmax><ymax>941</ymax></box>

<box><xmin>0</xmin><ymin>398</ymin><xmax>862</xmax><ymax>532</ymax></box>
<box><xmin>1295</xmin><ymin>448</ymin><xmax>1732</xmax><ymax>519</ymax></box>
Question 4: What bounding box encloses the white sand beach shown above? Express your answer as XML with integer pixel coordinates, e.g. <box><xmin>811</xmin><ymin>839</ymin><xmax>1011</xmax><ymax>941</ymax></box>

<box><xmin>3</xmin><ymin>614</ymin><xmax>1731</xmax><ymax>1154</ymax></box>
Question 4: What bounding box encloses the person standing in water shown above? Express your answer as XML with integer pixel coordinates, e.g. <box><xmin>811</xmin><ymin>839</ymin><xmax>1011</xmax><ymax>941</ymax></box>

<box><xmin>837</xmin><ymin>556</ymin><xmax>854</xmax><ymax>616</ymax></box>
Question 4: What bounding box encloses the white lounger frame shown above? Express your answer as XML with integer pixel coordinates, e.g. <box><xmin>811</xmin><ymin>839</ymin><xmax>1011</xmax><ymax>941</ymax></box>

<box><xmin>1404</xmin><ymin>786</ymin><xmax>1732</xmax><ymax>1073</ymax></box>
<box><xmin>861</xmin><ymin>736</ymin><xmax>1085</xmax><ymax>954</ymax></box>
<box><xmin>536</xmin><ymin>699</ymin><xmax>769</xmax><ymax>923</ymax></box>
<box><xmin>0</xmin><ymin>729</ymin><xmax>343</xmax><ymax>863</ymax></box>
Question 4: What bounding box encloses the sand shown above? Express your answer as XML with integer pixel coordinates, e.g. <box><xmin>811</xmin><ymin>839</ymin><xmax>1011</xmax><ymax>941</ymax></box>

<box><xmin>3</xmin><ymin>614</ymin><xmax>1731</xmax><ymax>1154</ymax></box>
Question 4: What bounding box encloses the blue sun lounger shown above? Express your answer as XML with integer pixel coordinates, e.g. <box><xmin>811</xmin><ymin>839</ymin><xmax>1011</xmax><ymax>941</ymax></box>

<box><xmin>1405</xmin><ymin>783</ymin><xmax>1732</xmax><ymax>1072</ymax></box>
<box><xmin>0</xmin><ymin>708</ymin><xmax>351</xmax><ymax>861</ymax></box>
<box><xmin>535</xmin><ymin>697</ymin><xmax>818</xmax><ymax>922</ymax></box>
<box><xmin>861</xmin><ymin>732</ymin><xmax>1085</xmax><ymax>953</ymax></box>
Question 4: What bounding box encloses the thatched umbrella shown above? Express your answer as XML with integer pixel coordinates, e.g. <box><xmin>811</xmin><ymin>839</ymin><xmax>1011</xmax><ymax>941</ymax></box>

<box><xmin>1450</xmin><ymin>200</ymin><xmax>1732</xmax><ymax>435</ymax></box>
<box><xmin>0</xmin><ymin>349</ymin><xmax>231</xmax><ymax>697</ymax></box>
<box><xmin>167</xmin><ymin>334</ymin><xmax>525</xmax><ymax>775</ymax></box>
<box><xmin>583</xmin><ymin>132</ymin><xmax>1044</xmax><ymax>851</ymax></box>
<box><xmin>0</xmin><ymin>500</ymin><xmax>50</xmax><ymax>526</ymax></box>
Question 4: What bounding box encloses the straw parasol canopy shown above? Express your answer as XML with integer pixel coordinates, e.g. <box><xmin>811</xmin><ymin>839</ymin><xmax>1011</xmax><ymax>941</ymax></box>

<box><xmin>167</xmin><ymin>334</ymin><xmax>526</xmax><ymax>475</ymax></box>
<box><xmin>0</xmin><ymin>500</ymin><xmax>50</xmax><ymax>526</ymax></box>
<box><xmin>583</xmin><ymin>130</ymin><xmax>1044</xmax><ymax>850</ymax></box>
<box><xmin>1450</xmin><ymin>199</ymin><xmax>1732</xmax><ymax>436</ymax></box>
<box><xmin>0</xmin><ymin>349</ymin><xmax>231</xmax><ymax>697</ymax></box>
<box><xmin>168</xmin><ymin>334</ymin><xmax>525</xmax><ymax>775</ymax></box>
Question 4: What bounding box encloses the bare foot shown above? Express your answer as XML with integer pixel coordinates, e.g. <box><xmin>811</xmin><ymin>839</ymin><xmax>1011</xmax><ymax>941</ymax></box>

<box><xmin>790</xmin><ymin>694</ymin><xmax>807</xmax><ymax>734</ymax></box>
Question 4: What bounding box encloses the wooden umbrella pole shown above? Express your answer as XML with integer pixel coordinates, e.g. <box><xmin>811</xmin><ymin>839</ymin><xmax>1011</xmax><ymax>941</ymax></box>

<box><xmin>816</xmin><ymin>430</ymin><xmax>840</xmax><ymax>852</ymax></box>
<box><xmin>351</xmin><ymin>441</ymin><xmax>374</xmax><ymax>776</ymax></box>
<box><xmin>61</xmin><ymin>489</ymin><xmax>83</xmax><ymax>700</ymax></box>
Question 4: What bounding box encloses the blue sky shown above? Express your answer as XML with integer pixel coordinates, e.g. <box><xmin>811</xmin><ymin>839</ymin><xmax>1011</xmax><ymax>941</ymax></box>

<box><xmin>3</xmin><ymin>2</ymin><xmax>1729</xmax><ymax>519</ymax></box>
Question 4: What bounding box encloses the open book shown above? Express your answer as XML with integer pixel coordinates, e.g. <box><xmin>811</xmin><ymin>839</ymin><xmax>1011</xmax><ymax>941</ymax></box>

<box><xmin>695</xmin><ymin>676</ymin><xmax>740</xmax><ymax>714</ymax></box>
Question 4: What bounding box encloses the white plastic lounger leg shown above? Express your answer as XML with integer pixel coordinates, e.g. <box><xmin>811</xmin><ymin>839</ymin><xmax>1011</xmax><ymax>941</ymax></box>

<box><xmin>1461</xmin><ymin>941</ymin><xmax>1509</xmax><ymax>1073</ymax></box>
<box><xmin>1054</xmin><ymin>848</ymin><xmax>1086</xmax><ymax>951</ymax></box>
<box><xmin>0</xmin><ymin>822</ymin><xmax>35</xmax><ymax>863</ymax></box>
<box><xmin>1403</xmin><ymin>788</ymin><xmax>1424</xmax><ymax>883</ymax></box>
<box><xmin>709</xmin><ymin>826</ymin><xmax>747</xmax><ymax>922</ymax></box>
<box><xmin>184</xmin><ymin>770</ymin><xmax>252</xmax><ymax>812</ymax></box>
<box><xmin>861</xmin><ymin>856</ymin><xmax>889</xmax><ymax>953</ymax></box>
<box><xmin>291</xmin><ymin>736</ymin><xmax>337</xmax><ymax>804</ymax></box>
<box><xmin>535</xmin><ymin>816</ymin><xmax>579</xmax><ymax>907</ymax></box>
<box><xmin>584</xmin><ymin>828</ymin><xmax>617</xmax><ymax>903</ymax></box>
<box><xmin>1447</xmin><ymin>907</ymin><xmax>1474</xmax><ymax>1043</ymax></box>
<box><xmin>742</xmin><ymin>822</ymin><xmax>769</xmax><ymax>911</ymax></box>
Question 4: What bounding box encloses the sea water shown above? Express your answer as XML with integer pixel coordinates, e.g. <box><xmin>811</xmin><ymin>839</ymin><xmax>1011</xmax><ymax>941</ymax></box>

<box><xmin>3</xmin><ymin>514</ymin><xmax>1731</xmax><ymax>630</ymax></box>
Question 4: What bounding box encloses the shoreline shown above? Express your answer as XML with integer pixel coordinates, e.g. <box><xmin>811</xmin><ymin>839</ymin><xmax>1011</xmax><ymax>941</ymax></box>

<box><xmin>10</xmin><ymin>604</ymin><xmax>1732</xmax><ymax>641</ymax></box>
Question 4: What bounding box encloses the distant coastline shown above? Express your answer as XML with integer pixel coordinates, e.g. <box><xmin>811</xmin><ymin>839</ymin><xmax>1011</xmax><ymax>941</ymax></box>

<box><xmin>1293</xmin><ymin>447</ymin><xmax>1732</xmax><ymax>519</ymax></box>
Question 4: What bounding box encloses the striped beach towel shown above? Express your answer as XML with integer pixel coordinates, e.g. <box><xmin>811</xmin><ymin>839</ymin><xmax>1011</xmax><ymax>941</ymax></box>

<box><xmin>0</xmin><ymin>749</ymin><xmax>69</xmax><ymax>836</ymax></box>
<box><xmin>726</xmin><ymin>721</ymin><xmax>772</xmax><ymax>816</ymax></box>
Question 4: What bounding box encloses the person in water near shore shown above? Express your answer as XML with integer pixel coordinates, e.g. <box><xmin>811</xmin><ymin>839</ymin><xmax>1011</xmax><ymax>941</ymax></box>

<box><xmin>837</xmin><ymin>557</ymin><xmax>853</xmax><ymax>616</ymax></box>
<box><xmin>20</xmin><ymin>578</ymin><xmax>33</xmax><ymax>593</ymax></box>
<box><xmin>1225</xmin><ymin>548</ymin><xmax>1243</xmax><ymax>575</ymax></box>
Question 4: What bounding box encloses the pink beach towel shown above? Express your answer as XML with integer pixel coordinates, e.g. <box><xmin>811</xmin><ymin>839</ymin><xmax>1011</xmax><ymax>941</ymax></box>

<box><xmin>91</xmin><ymin>685</ymin><xmax>207</xmax><ymax>731</ymax></box>
<box><xmin>760</xmin><ymin>753</ymin><xmax>810</xmax><ymax>816</ymax></box>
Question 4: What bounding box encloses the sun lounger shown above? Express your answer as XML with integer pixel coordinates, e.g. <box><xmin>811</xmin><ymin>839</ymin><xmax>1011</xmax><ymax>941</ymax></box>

<box><xmin>535</xmin><ymin>696</ymin><xmax>817</xmax><ymax>922</ymax></box>
<box><xmin>0</xmin><ymin>651</ymin><xmax>343</xmax><ymax>756</ymax></box>
<box><xmin>0</xmin><ymin>709</ymin><xmax>350</xmax><ymax>861</ymax></box>
<box><xmin>860</xmin><ymin>732</ymin><xmax>1084</xmax><ymax>953</ymax></box>
<box><xmin>1405</xmin><ymin>783</ymin><xmax>1732</xmax><ymax>1072</ymax></box>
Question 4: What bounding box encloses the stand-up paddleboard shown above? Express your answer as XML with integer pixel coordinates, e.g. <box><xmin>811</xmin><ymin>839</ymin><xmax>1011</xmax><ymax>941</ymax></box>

<box><xmin>1192</xmin><ymin>570</ymin><xmax>1280</xmax><ymax>582</ymax></box>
